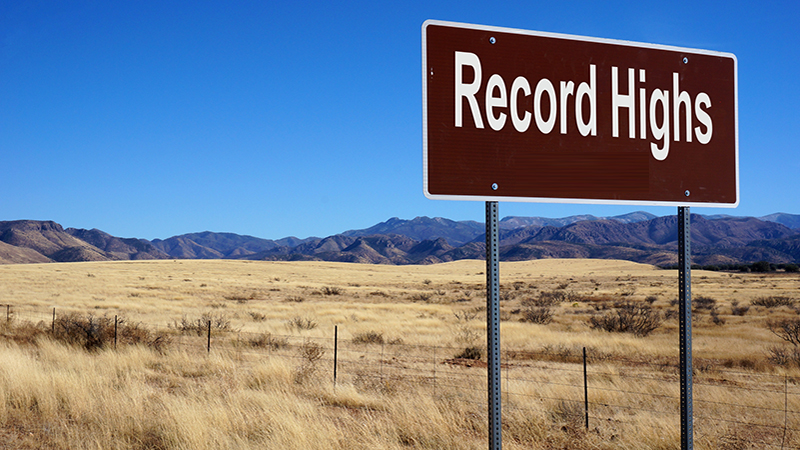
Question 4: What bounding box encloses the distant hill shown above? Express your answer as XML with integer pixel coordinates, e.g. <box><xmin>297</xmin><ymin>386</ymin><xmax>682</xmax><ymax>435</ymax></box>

<box><xmin>0</xmin><ymin>220</ymin><xmax>167</xmax><ymax>263</ymax></box>
<box><xmin>150</xmin><ymin>231</ymin><xmax>279</xmax><ymax>259</ymax></box>
<box><xmin>1</xmin><ymin>213</ymin><xmax>798</xmax><ymax>266</ymax></box>
<box><xmin>248</xmin><ymin>215</ymin><xmax>799</xmax><ymax>266</ymax></box>
<box><xmin>66</xmin><ymin>228</ymin><xmax>167</xmax><ymax>260</ymax></box>
<box><xmin>499</xmin><ymin>211</ymin><xmax>657</xmax><ymax>229</ymax></box>
<box><xmin>759</xmin><ymin>213</ymin><xmax>800</xmax><ymax>229</ymax></box>
<box><xmin>343</xmin><ymin>216</ymin><xmax>483</xmax><ymax>246</ymax></box>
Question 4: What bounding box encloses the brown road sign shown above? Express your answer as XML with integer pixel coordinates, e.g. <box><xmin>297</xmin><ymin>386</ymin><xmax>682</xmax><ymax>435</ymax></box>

<box><xmin>422</xmin><ymin>20</ymin><xmax>738</xmax><ymax>207</ymax></box>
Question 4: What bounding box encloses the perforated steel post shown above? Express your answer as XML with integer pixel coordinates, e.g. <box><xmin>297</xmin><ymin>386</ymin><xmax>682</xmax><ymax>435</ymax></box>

<box><xmin>485</xmin><ymin>201</ymin><xmax>502</xmax><ymax>450</ymax></box>
<box><xmin>678</xmin><ymin>206</ymin><xmax>693</xmax><ymax>450</ymax></box>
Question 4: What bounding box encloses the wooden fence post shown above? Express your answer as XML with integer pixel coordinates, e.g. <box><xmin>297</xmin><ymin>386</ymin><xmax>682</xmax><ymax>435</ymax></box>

<box><xmin>584</xmin><ymin>347</ymin><xmax>589</xmax><ymax>430</ymax></box>
<box><xmin>333</xmin><ymin>325</ymin><xmax>338</xmax><ymax>389</ymax></box>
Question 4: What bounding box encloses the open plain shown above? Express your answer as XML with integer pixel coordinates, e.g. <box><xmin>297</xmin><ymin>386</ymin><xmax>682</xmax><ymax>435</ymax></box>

<box><xmin>1</xmin><ymin>258</ymin><xmax>800</xmax><ymax>449</ymax></box>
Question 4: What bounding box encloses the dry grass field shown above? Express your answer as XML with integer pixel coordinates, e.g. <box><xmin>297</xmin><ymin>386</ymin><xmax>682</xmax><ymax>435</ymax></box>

<box><xmin>1</xmin><ymin>258</ymin><xmax>800</xmax><ymax>449</ymax></box>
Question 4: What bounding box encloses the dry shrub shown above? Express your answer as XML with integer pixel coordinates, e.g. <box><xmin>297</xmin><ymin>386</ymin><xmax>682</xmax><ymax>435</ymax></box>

<box><xmin>245</xmin><ymin>332</ymin><xmax>288</xmax><ymax>350</ymax></box>
<box><xmin>300</xmin><ymin>340</ymin><xmax>325</xmax><ymax>363</ymax></box>
<box><xmin>294</xmin><ymin>340</ymin><xmax>325</xmax><ymax>384</ymax></box>
<box><xmin>710</xmin><ymin>309</ymin><xmax>726</xmax><ymax>326</ymax></box>
<box><xmin>766</xmin><ymin>318</ymin><xmax>800</xmax><ymax>347</ymax></box>
<box><xmin>321</xmin><ymin>286</ymin><xmax>343</xmax><ymax>295</ymax></box>
<box><xmin>454</xmin><ymin>346</ymin><xmax>482</xmax><ymax>360</ymax></box>
<box><xmin>0</xmin><ymin>320</ymin><xmax>48</xmax><ymax>345</ymax></box>
<box><xmin>589</xmin><ymin>301</ymin><xmax>662</xmax><ymax>337</ymax></box>
<box><xmin>453</xmin><ymin>309</ymin><xmax>480</xmax><ymax>322</ymax></box>
<box><xmin>753</xmin><ymin>296</ymin><xmax>795</xmax><ymax>308</ymax></box>
<box><xmin>53</xmin><ymin>313</ymin><xmax>154</xmax><ymax>351</ymax></box>
<box><xmin>731</xmin><ymin>305</ymin><xmax>750</xmax><ymax>316</ymax></box>
<box><xmin>693</xmin><ymin>295</ymin><xmax>717</xmax><ymax>311</ymax></box>
<box><xmin>352</xmin><ymin>330</ymin><xmax>385</xmax><ymax>345</ymax></box>
<box><xmin>766</xmin><ymin>345</ymin><xmax>800</xmax><ymax>367</ymax></box>
<box><xmin>172</xmin><ymin>312</ymin><xmax>232</xmax><ymax>335</ymax></box>
<box><xmin>249</xmin><ymin>311</ymin><xmax>266</xmax><ymax>321</ymax></box>
<box><xmin>286</xmin><ymin>316</ymin><xmax>318</xmax><ymax>331</ymax></box>
<box><xmin>523</xmin><ymin>290</ymin><xmax>567</xmax><ymax>308</ymax></box>
<box><xmin>522</xmin><ymin>307</ymin><xmax>554</xmax><ymax>325</ymax></box>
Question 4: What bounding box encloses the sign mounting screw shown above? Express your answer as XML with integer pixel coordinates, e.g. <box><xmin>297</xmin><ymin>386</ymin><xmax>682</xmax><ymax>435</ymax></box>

<box><xmin>492</xmin><ymin>183</ymin><xmax>499</xmax><ymax>190</ymax></box>
<box><xmin>489</xmin><ymin>36</ymin><xmax>496</xmax><ymax>44</ymax></box>
<box><xmin>683</xmin><ymin>57</ymin><xmax>689</xmax><ymax>64</ymax></box>
<box><xmin>684</xmin><ymin>190</ymin><xmax>691</xmax><ymax>197</ymax></box>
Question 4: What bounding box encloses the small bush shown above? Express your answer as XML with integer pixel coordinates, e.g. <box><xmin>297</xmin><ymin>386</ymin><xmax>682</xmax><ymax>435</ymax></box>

<box><xmin>710</xmin><ymin>309</ymin><xmax>725</xmax><ymax>326</ymax></box>
<box><xmin>300</xmin><ymin>340</ymin><xmax>325</xmax><ymax>363</ymax></box>
<box><xmin>455</xmin><ymin>346</ymin><xmax>482</xmax><ymax>360</ymax></box>
<box><xmin>767</xmin><ymin>318</ymin><xmax>800</xmax><ymax>347</ymax></box>
<box><xmin>522</xmin><ymin>290</ymin><xmax>566</xmax><ymax>308</ymax></box>
<box><xmin>287</xmin><ymin>316</ymin><xmax>318</xmax><ymax>331</ymax></box>
<box><xmin>321</xmin><ymin>286</ymin><xmax>343</xmax><ymax>296</ymax></box>
<box><xmin>731</xmin><ymin>305</ymin><xmax>750</xmax><ymax>316</ymax></box>
<box><xmin>294</xmin><ymin>340</ymin><xmax>326</xmax><ymax>385</ymax></box>
<box><xmin>522</xmin><ymin>307</ymin><xmax>554</xmax><ymax>325</ymax></box>
<box><xmin>0</xmin><ymin>321</ymin><xmax>47</xmax><ymax>346</ymax></box>
<box><xmin>753</xmin><ymin>296</ymin><xmax>795</xmax><ymax>308</ymax></box>
<box><xmin>172</xmin><ymin>312</ymin><xmax>232</xmax><ymax>335</ymax></box>
<box><xmin>410</xmin><ymin>293</ymin><xmax>432</xmax><ymax>302</ymax></box>
<box><xmin>53</xmin><ymin>313</ymin><xmax>154</xmax><ymax>351</ymax></box>
<box><xmin>453</xmin><ymin>310</ymin><xmax>480</xmax><ymax>322</ymax></box>
<box><xmin>246</xmin><ymin>332</ymin><xmax>288</xmax><ymax>350</ymax></box>
<box><xmin>249</xmin><ymin>311</ymin><xmax>267</xmax><ymax>322</ymax></box>
<box><xmin>767</xmin><ymin>345</ymin><xmax>800</xmax><ymax>367</ymax></box>
<box><xmin>352</xmin><ymin>331</ymin><xmax>385</xmax><ymax>345</ymax></box>
<box><xmin>589</xmin><ymin>301</ymin><xmax>662</xmax><ymax>337</ymax></box>
<box><xmin>693</xmin><ymin>296</ymin><xmax>716</xmax><ymax>311</ymax></box>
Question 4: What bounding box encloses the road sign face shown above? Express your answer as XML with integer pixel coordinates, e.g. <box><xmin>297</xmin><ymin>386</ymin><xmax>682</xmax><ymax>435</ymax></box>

<box><xmin>423</xmin><ymin>20</ymin><xmax>738</xmax><ymax>207</ymax></box>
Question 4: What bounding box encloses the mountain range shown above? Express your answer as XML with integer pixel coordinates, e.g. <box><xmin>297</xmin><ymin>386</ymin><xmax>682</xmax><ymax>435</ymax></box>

<box><xmin>1</xmin><ymin>212</ymin><xmax>799</xmax><ymax>266</ymax></box>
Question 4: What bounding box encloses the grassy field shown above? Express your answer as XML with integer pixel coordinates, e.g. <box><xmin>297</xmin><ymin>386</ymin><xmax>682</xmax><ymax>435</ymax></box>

<box><xmin>1</xmin><ymin>258</ymin><xmax>799</xmax><ymax>449</ymax></box>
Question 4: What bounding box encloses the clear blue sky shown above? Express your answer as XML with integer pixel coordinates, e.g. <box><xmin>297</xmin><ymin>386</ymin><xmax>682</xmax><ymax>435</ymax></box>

<box><xmin>2</xmin><ymin>1</ymin><xmax>798</xmax><ymax>240</ymax></box>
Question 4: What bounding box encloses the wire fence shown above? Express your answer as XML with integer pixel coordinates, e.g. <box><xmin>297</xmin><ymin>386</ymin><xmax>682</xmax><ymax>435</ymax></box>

<box><xmin>3</xmin><ymin>303</ymin><xmax>800</xmax><ymax>448</ymax></box>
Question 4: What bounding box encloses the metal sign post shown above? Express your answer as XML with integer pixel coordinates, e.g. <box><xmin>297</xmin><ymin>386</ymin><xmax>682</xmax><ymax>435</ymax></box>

<box><xmin>485</xmin><ymin>201</ymin><xmax>502</xmax><ymax>450</ymax></box>
<box><xmin>678</xmin><ymin>206</ymin><xmax>693</xmax><ymax>449</ymax></box>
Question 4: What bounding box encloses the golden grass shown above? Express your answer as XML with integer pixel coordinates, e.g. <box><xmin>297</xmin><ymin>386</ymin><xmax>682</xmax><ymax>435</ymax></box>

<box><xmin>0</xmin><ymin>258</ymin><xmax>799</xmax><ymax>449</ymax></box>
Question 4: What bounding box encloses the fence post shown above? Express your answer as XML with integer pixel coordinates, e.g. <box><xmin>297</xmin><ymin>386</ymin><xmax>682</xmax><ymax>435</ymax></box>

<box><xmin>584</xmin><ymin>347</ymin><xmax>589</xmax><ymax>430</ymax></box>
<box><xmin>114</xmin><ymin>315</ymin><xmax>118</xmax><ymax>350</ymax></box>
<box><xmin>207</xmin><ymin>320</ymin><xmax>212</xmax><ymax>353</ymax></box>
<box><xmin>6</xmin><ymin>304</ymin><xmax>9</xmax><ymax>323</ymax></box>
<box><xmin>52</xmin><ymin>308</ymin><xmax>56</xmax><ymax>333</ymax></box>
<box><xmin>333</xmin><ymin>325</ymin><xmax>338</xmax><ymax>389</ymax></box>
